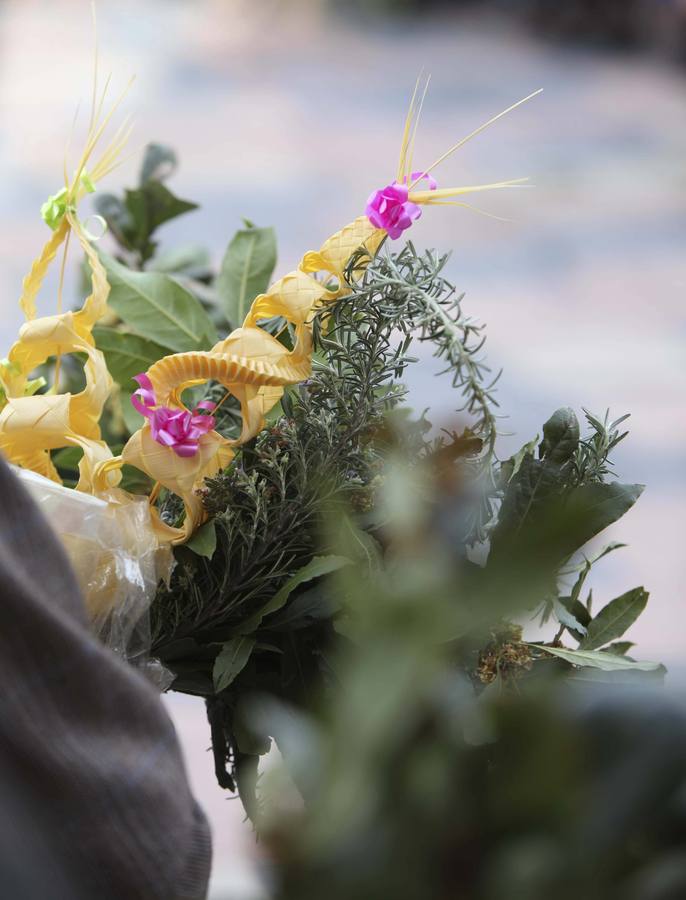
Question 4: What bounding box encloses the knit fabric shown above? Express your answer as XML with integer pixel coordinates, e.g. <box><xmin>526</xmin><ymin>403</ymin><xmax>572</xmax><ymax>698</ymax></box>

<box><xmin>0</xmin><ymin>455</ymin><xmax>211</xmax><ymax>899</ymax></box>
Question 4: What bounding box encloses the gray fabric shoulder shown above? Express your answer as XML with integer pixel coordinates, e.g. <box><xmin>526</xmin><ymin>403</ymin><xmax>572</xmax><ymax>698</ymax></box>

<box><xmin>0</xmin><ymin>455</ymin><xmax>212</xmax><ymax>899</ymax></box>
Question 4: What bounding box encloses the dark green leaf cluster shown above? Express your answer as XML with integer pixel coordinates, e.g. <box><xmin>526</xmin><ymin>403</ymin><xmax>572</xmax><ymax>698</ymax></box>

<box><xmin>240</xmin><ymin>423</ymin><xmax>672</xmax><ymax>900</ymax></box>
<box><xmin>96</xmin><ymin>144</ymin><xmax>198</xmax><ymax>267</ymax></box>
<box><xmin>265</xmin><ymin>581</ymin><xmax>680</xmax><ymax>900</ymax></box>
<box><xmin>150</xmin><ymin>242</ymin><xmax>504</xmax><ymax>793</ymax></box>
<box><xmin>494</xmin><ymin>406</ymin><xmax>636</xmax><ymax>555</ymax></box>
<box><xmin>152</xmin><ymin>242</ymin><xmax>502</xmax><ymax>659</ymax></box>
<box><xmin>148</xmin><ymin>239</ymin><xmax>657</xmax><ymax>805</ymax></box>
<box><xmin>150</xmin><ymin>255</ymin><xmax>420</xmax><ymax>652</ymax></box>
<box><xmin>492</xmin><ymin>405</ymin><xmax>652</xmax><ymax>670</ymax></box>
<box><xmin>69</xmin><ymin>146</ymin><xmax>659</xmax><ymax>820</ymax></box>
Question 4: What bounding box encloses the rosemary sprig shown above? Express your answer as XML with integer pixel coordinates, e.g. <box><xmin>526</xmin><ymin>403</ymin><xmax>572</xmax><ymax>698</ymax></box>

<box><xmin>571</xmin><ymin>408</ymin><xmax>630</xmax><ymax>485</ymax></box>
<box><xmin>343</xmin><ymin>243</ymin><xmax>500</xmax><ymax>539</ymax></box>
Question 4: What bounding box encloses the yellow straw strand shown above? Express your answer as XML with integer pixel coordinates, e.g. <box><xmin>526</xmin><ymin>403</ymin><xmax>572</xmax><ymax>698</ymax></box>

<box><xmin>406</xmin><ymin>74</ymin><xmax>431</xmax><ymax>183</ymax></box>
<box><xmin>88</xmin><ymin>1</ymin><xmax>99</xmax><ymax>137</ymax></box>
<box><xmin>408</xmin><ymin>178</ymin><xmax>529</xmax><ymax>203</ymax></box>
<box><xmin>396</xmin><ymin>73</ymin><xmax>423</xmax><ymax>183</ymax></box>
<box><xmin>410</xmin><ymin>88</ymin><xmax>542</xmax><ymax>187</ymax></box>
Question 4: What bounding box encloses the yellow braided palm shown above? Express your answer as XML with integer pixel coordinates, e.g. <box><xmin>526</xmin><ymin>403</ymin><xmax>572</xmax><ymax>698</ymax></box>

<box><xmin>0</xmin><ymin>72</ymin><xmax>132</xmax><ymax>494</ymax></box>
<box><xmin>0</xmin><ymin>211</ymin><xmax>119</xmax><ymax>495</ymax></box>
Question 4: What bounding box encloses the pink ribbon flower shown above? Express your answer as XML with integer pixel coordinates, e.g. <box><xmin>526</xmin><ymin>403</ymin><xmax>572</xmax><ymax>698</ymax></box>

<box><xmin>131</xmin><ymin>373</ymin><xmax>217</xmax><ymax>458</ymax></box>
<box><xmin>365</xmin><ymin>170</ymin><xmax>437</xmax><ymax>239</ymax></box>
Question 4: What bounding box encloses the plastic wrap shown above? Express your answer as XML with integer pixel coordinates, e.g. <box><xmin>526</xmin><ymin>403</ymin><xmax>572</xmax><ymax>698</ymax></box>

<box><xmin>14</xmin><ymin>466</ymin><xmax>174</xmax><ymax>684</ymax></box>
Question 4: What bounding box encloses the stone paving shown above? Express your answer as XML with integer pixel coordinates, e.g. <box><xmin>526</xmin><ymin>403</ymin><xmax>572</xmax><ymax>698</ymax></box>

<box><xmin>1</xmin><ymin>3</ymin><xmax>685</xmax><ymax>896</ymax></box>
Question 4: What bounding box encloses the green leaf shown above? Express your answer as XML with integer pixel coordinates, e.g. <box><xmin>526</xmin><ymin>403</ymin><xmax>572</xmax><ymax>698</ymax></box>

<box><xmin>51</xmin><ymin>446</ymin><xmax>82</xmax><ymax>468</ymax></box>
<box><xmin>93</xmin><ymin>327</ymin><xmax>168</xmax><ymax>389</ymax></box>
<box><xmin>139</xmin><ymin>143</ymin><xmax>177</xmax><ymax>184</ymax></box>
<box><xmin>556</xmin><ymin>594</ymin><xmax>590</xmax><ymax>642</ymax></box>
<box><xmin>604</xmin><ymin>641</ymin><xmax>635</xmax><ymax>656</ymax></box>
<box><xmin>500</xmin><ymin>435</ymin><xmax>538</xmax><ymax>484</ymax></box>
<box><xmin>120</xmin><ymin>394</ymin><xmax>144</xmax><ymax>435</ymax></box>
<box><xmin>124</xmin><ymin>181</ymin><xmax>197</xmax><ymax>255</ymax></box>
<box><xmin>236</xmin><ymin>555</ymin><xmax>351</xmax><ymax>635</ymax></box>
<box><xmin>530</xmin><ymin>643</ymin><xmax>662</xmax><ymax>672</ymax></box>
<box><xmin>570</xmin><ymin>560</ymin><xmax>591</xmax><ymax>606</ymax></box>
<box><xmin>169</xmin><ymin>670</ymin><xmax>214</xmax><ymax>695</ymax></box>
<box><xmin>233</xmin><ymin>697</ymin><xmax>272</xmax><ymax>756</ymax></box>
<box><xmin>337</xmin><ymin>516</ymin><xmax>383</xmax><ymax>572</ymax></box>
<box><xmin>101</xmin><ymin>252</ymin><xmax>218</xmax><ymax>351</ymax></box>
<box><xmin>492</xmin><ymin>452</ymin><xmax>564</xmax><ymax>542</ymax></box>
<box><xmin>584</xmin><ymin>541</ymin><xmax>627</xmax><ymax>566</ymax></box>
<box><xmin>569</xmin><ymin>666</ymin><xmax>666</xmax><ymax>685</ymax></box>
<box><xmin>97</xmin><ymin>143</ymin><xmax>196</xmax><ymax>262</ymax></box>
<box><xmin>492</xmin><ymin>410</ymin><xmax>580</xmax><ymax>543</ymax></box>
<box><xmin>268</xmin><ymin>582</ymin><xmax>340</xmax><ymax>631</ymax></box>
<box><xmin>264</xmin><ymin>400</ymin><xmax>284</xmax><ymax>425</ymax></box>
<box><xmin>499</xmin><ymin>483</ymin><xmax>642</xmax><ymax>573</ymax></box>
<box><xmin>51</xmin><ymin>446</ymin><xmax>82</xmax><ymax>484</ymax></box>
<box><xmin>118</xmin><ymin>464</ymin><xmax>154</xmax><ymax>495</ymax></box>
<box><xmin>539</xmin><ymin>407</ymin><xmax>580</xmax><ymax>464</ymax></box>
<box><xmin>186</xmin><ymin>521</ymin><xmax>217</xmax><ymax>559</ymax></box>
<box><xmin>492</xmin><ymin>407</ymin><xmax>579</xmax><ymax>548</ymax></box>
<box><xmin>212</xmin><ymin>637</ymin><xmax>256</xmax><ymax>693</ymax></box>
<box><xmin>216</xmin><ymin>223</ymin><xmax>277</xmax><ymax>326</ymax></box>
<box><xmin>234</xmin><ymin>753</ymin><xmax>260</xmax><ymax>823</ymax></box>
<box><xmin>553</xmin><ymin>597</ymin><xmax>587</xmax><ymax>636</ymax></box>
<box><xmin>147</xmin><ymin>244</ymin><xmax>211</xmax><ymax>276</ymax></box>
<box><xmin>94</xmin><ymin>193</ymin><xmax>132</xmax><ymax>248</ymax></box>
<box><xmin>558</xmin><ymin>483</ymin><xmax>644</xmax><ymax>560</ymax></box>
<box><xmin>580</xmin><ymin>587</ymin><xmax>648</xmax><ymax>650</ymax></box>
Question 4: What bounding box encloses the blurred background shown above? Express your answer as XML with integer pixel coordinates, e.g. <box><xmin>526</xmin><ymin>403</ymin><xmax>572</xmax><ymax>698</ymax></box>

<box><xmin>1</xmin><ymin>1</ymin><xmax>684</xmax><ymax>896</ymax></box>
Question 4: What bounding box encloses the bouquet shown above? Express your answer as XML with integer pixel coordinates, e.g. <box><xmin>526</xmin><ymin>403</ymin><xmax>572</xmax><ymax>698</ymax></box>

<box><xmin>0</xmin><ymin>65</ymin><xmax>662</xmax><ymax>823</ymax></box>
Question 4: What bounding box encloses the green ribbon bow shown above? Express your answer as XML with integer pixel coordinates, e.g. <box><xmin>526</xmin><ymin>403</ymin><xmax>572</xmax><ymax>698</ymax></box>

<box><xmin>40</xmin><ymin>173</ymin><xmax>96</xmax><ymax>231</ymax></box>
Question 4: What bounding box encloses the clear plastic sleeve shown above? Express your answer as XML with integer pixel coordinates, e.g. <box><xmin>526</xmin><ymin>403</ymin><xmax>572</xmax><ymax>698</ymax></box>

<box><xmin>14</xmin><ymin>466</ymin><xmax>174</xmax><ymax>686</ymax></box>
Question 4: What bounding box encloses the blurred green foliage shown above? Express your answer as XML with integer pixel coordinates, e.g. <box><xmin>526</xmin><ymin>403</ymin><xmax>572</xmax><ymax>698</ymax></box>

<box><xmin>253</xmin><ymin>461</ymin><xmax>682</xmax><ymax>899</ymax></box>
<box><xmin>74</xmin><ymin>148</ymin><xmax>671</xmax><ymax>882</ymax></box>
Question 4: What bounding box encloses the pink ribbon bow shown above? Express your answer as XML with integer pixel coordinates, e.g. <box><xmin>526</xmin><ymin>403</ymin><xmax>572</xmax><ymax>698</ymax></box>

<box><xmin>365</xmin><ymin>170</ymin><xmax>437</xmax><ymax>239</ymax></box>
<box><xmin>131</xmin><ymin>373</ymin><xmax>217</xmax><ymax>458</ymax></box>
